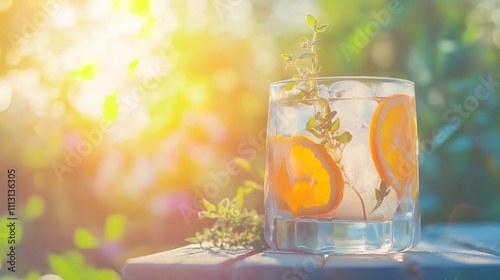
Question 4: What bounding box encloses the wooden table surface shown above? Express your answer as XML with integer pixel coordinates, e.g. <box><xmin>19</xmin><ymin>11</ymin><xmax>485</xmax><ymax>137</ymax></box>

<box><xmin>122</xmin><ymin>222</ymin><xmax>500</xmax><ymax>280</ymax></box>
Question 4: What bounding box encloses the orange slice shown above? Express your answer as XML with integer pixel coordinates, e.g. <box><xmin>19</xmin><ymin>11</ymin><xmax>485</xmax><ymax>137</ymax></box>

<box><xmin>370</xmin><ymin>94</ymin><xmax>418</xmax><ymax>198</ymax></box>
<box><xmin>268</xmin><ymin>135</ymin><xmax>344</xmax><ymax>216</ymax></box>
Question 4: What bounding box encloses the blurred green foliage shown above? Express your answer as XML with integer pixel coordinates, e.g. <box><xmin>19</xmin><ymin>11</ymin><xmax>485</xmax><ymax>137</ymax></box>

<box><xmin>46</xmin><ymin>252</ymin><xmax>119</xmax><ymax>279</ymax></box>
<box><xmin>0</xmin><ymin>0</ymin><xmax>499</xmax><ymax>279</ymax></box>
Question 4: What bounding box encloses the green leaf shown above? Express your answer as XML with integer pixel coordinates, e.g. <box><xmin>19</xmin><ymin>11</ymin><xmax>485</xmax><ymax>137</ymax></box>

<box><xmin>74</xmin><ymin>228</ymin><xmax>98</xmax><ymax>249</ymax></box>
<box><xmin>127</xmin><ymin>59</ymin><xmax>140</xmax><ymax>75</ymax></box>
<box><xmin>298</xmin><ymin>87</ymin><xmax>311</xmax><ymax>96</ymax></box>
<box><xmin>317</xmin><ymin>98</ymin><xmax>326</xmax><ymax>107</ymax></box>
<box><xmin>185</xmin><ymin>237</ymin><xmax>200</xmax><ymax>243</ymax></box>
<box><xmin>336</xmin><ymin>131</ymin><xmax>352</xmax><ymax>145</ymax></box>
<box><xmin>306</xmin><ymin>14</ymin><xmax>316</xmax><ymax>28</ymax></box>
<box><xmin>221</xmin><ymin>197</ymin><xmax>232</xmax><ymax>208</ymax></box>
<box><xmin>96</xmin><ymin>270</ymin><xmax>120</xmax><ymax>280</ymax></box>
<box><xmin>103</xmin><ymin>92</ymin><xmax>119</xmax><ymax>121</ymax></box>
<box><xmin>24</xmin><ymin>195</ymin><xmax>45</xmax><ymax>220</ymax></box>
<box><xmin>281</xmin><ymin>53</ymin><xmax>291</xmax><ymax>62</ymax></box>
<box><xmin>283</xmin><ymin>82</ymin><xmax>295</xmax><ymax>91</ymax></box>
<box><xmin>371</xmin><ymin>189</ymin><xmax>383</xmax><ymax>213</ymax></box>
<box><xmin>307</xmin><ymin>127</ymin><xmax>322</xmax><ymax>138</ymax></box>
<box><xmin>129</xmin><ymin>0</ymin><xmax>151</xmax><ymax>17</ymax></box>
<box><xmin>198</xmin><ymin>211</ymin><xmax>218</xmax><ymax>219</ymax></box>
<box><xmin>241</xmin><ymin>186</ymin><xmax>254</xmax><ymax>195</ymax></box>
<box><xmin>47</xmin><ymin>253</ymin><xmax>79</xmax><ymax>280</ymax></box>
<box><xmin>306</xmin><ymin>115</ymin><xmax>316</xmax><ymax>130</ymax></box>
<box><xmin>104</xmin><ymin>214</ymin><xmax>126</xmax><ymax>242</ymax></box>
<box><xmin>244</xmin><ymin>180</ymin><xmax>263</xmax><ymax>190</ymax></box>
<box><xmin>25</xmin><ymin>271</ymin><xmax>41</xmax><ymax>280</ymax></box>
<box><xmin>375</xmin><ymin>189</ymin><xmax>382</xmax><ymax>201</ymax></box>
<box><xmin>379</xmin><ymin>180</ymin><xmax>388</xmax><ymax>195</ymax></box>
<box><xmin>324</xmin><ymin>111</ymin><xmax>337</xmax><ymax>122</ymax></box>
<box><xmin>236</xmin><ymin>188</ymin><xmax>245</xmax><ymax>210</ymax></box>
<box><xmin>71</xmin><ymin>63</ymin><xmax>98</xmax><ymax>80</ymax></box>
<box><xmin>202</xmin><ymin>199</ymin><xmax>216</xmax><ymax>212</ymax></box>
<box><xmin>234</xmin><ymin>157</ymin><xmax>251</xmax><ymax>174</ymax></box>
<box><xmin>298</xmin><ymin>52</ymin><xmax>311</xmax><ymax>59</ymax></box>
<box><xmin>80</xmin><ymin>64</ymin><xmax>98</xmax><ymax>79</ymax></box>
<box><xmin>138</xmin><ymin>16</ymin><xmax>157</xmax><ymax>38</ymax></box>
<box><xmin>217</xmin><ymin>200</ymin><xmax>228</xmax><ymax>214</ymax></box>
<box><xmin>330</xmin><ymin>118</ymin><xmax>340</xmax><ymax>132</ymax></box>
<box><xmin>316</xmin><ymin>24</ymin><xmax>328</xmax><ymax>33</ymax></box>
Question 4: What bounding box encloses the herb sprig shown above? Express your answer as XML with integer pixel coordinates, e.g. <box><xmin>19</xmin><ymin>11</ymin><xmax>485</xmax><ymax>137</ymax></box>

<box><xmin>186</xmin><ymin>158</ymin><xmax>267</xmax><ymax>250</ymax></box>
<box><xmin>281</xmin><ymin>15</ymin><xmax>368</xmax><ymax>220</ymax></box>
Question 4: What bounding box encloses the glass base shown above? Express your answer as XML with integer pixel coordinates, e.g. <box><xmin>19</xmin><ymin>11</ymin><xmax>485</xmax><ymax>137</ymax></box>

<box><xmin>266</xmin><ymin>216</ymin><xmax>420</xmax><ymax>254</ymax></box>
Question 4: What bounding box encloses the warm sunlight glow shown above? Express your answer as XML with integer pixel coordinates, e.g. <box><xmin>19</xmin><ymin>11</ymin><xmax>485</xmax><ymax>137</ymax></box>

<box><xmin>0</xmin><ymin>0</ymin><xmax>13</xmax><ymax>12</ymax></box>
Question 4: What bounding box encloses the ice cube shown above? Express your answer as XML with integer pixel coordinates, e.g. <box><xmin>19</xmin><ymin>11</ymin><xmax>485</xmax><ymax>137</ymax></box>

<box><xmin>326</xmin><ymin>82</ymin><xmax>376</xmax><ymax>140</ymax></box>
<box><xmin>329</xmin><ymin>98</ymin><xmax>377</xmax><ymax>142</ymax></box>
<box><xmin>271</xmin><ymin>81</ymin><xmax>305</xmax><ymax>103</ymax></box>
<box><xmin>329</xmin><ymin>80</ymin><xmax>376</xmax><ymax>99</ymax></box>
<box><xmin>317</xmin><ymin>84</ymin><xmax>331</xmax><ymax>99</ymax></box>
<box><xmin>268</xmin><ymin>101</ymin><xmax>315</xmax><ymax>136</ymax></box>
<box><xmin>341</xmin><ymin>142</ymin><xmax>379</xmax><ymax>194</ymax></box>
<box><xmin>374</xmin><ymin>81</ymin><xmax>413</xmax><ymax>97</ymax></box>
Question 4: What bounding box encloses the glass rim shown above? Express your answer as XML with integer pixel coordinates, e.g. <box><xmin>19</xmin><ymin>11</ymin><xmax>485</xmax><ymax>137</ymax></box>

<box><xmin>270</xmin><ymin>76</ymin><xmax>415</xmax><ymax>87</ymax></box>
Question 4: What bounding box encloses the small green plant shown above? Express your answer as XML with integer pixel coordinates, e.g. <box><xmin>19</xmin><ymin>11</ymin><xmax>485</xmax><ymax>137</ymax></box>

<box><xmin>186</xmin><ymin>158</ymin><xmax>267</xmax><ymax>250</ymax></box>
<box><xmin>280</xmin><ymin>15</ymin><xmax>370</xmax><ymax>219</ymax></box>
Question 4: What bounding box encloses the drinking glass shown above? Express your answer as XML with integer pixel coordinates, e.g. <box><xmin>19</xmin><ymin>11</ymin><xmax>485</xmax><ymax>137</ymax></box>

<box><xmin>264</xmin><ymin>77</ymin><xmax>419</xmax><ymax>254</ymax></box>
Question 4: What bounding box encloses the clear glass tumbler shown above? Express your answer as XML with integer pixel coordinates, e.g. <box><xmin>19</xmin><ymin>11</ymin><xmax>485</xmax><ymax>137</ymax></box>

<box><xmin>264</xmin><ymin>77</ymin><xmax>419</xmax><ymax>254</ymax></box>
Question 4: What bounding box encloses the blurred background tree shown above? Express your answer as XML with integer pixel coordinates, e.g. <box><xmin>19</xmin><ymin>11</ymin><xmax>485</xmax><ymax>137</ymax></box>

<box><xmin>0</xmin><ymin>0</ymin><xmax>499</xmax><ymax>278</ymax></box>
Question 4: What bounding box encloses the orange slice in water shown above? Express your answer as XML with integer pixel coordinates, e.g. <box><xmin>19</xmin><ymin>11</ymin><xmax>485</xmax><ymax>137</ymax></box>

<box><xmin>269</xmin><ymin>135</ymin><xmax>344</xmax><ymax>216</ymax></box>
<box><xmin>370</xmin><ymin>94</ymin><xmax>418</xmax><ymax>198</ymax></box>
